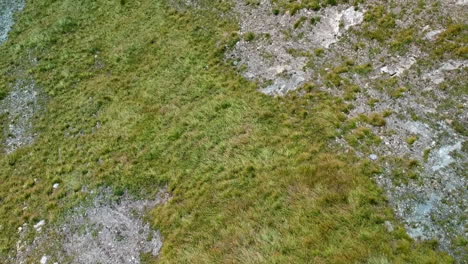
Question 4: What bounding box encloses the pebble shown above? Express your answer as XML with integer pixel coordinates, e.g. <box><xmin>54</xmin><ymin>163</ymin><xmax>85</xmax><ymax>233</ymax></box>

<box><xmin>384</xmin><ymin>221</ymin><xmax>394</xmax><ymax>232</ymax></box>
<box><xmin>34</xmin><ymin>220</ymin><xmax>46</xmax><ymax>231</ymax></box>
<box><xmin>40</xmin><ymin>255</ymin><xmax>48</xmax><ymax>264</ymax></box>
<box><xmin>369</xmin><ymin>154</ymin><xmax>378</xmax><ymax>161</ymax></box>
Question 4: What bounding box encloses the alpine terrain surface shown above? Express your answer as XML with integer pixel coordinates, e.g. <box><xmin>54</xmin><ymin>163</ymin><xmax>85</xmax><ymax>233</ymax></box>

<box><xmin>0</xmin><ymin>0</ymin><xmax>466</xmax><ymax>263</ymax></box>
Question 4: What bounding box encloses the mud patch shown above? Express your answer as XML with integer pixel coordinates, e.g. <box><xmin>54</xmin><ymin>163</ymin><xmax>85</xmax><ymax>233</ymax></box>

<box><xmin>11</xmin><ymin>188</ymin><xmax>171</xmax><ymax>264</ymax></box>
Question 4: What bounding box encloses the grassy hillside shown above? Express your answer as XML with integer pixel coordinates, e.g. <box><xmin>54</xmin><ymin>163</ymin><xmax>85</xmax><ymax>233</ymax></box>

<box><xmin>0</xmin><ymin>0</ymin><xmax>455</xmax><ymax>263</ymax></box>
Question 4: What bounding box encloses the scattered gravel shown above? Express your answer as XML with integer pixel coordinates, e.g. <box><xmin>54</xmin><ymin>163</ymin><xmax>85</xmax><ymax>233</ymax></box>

<box><xmin>10</xmin><ymin>188</ymin><xmax>171</xmax><ymax>264</ymax></box>
<box><xmin>0</xmin><ymin>0</ymin><xmax>25</xmax><ymax>44</ymax></box>
<box><xmin>1</xmin><ymin>0</ymin><xmax>44</xmax><ymax>154</ymax></box>
<box><xmin>0</xmin><ymin>79</ymin><xmax>42</xmax><ymax>153</ymax></box>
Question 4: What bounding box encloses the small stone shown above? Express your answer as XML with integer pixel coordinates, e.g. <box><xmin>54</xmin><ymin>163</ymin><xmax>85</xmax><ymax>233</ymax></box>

<box><xmin>384</xmin><ymin>221</ymin><xmax>394</xmax><ymax>232</ymax></box>
<box><xmin>34</xmin><ymin>220</ymin><xmax>46</xmax><ymax>231</ymax></box>
<box><xmin>424</xmin><ymin>29</ymin><xmax>443</xmax><ymax>41</ymax></box>
<box><xmin>40</xmin><ymin>255</ymin><xmax>48</xmax><ymax>264</ymax></box>
<box><xmin>369</xmin><ymin>154</ymin><xmax>378</xmax><ymax>161</ymax></box>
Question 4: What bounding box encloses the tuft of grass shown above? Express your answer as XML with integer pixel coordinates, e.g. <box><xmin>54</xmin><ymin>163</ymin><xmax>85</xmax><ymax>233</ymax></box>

<box><xmin>430</xmin><ymin>24</ymin><xmax>468</xmax><ymax>59</ymax></box>
<box><xmin>423</xmin><ymin>148</ymin><xmax>432</xmax><ymax>162</ymax></box>
<box><xmin>293</xmin><ymin>16</ymin><xmax>307</xmax><ymax>29</ymax></box>
<box><xmin>353</xmin><ymin>63</ymin><xmax>373</xmax><ymax>75</ymax></box>
<box><xmin>362</xmin><ymin>5</ymin><xmax>396</xmax><ymax>42</ymax></box>
<box><xmin>366</xmin><ymin>113</ymin><xmax>387</xmax><ymax>127</ymax></box>
<box><xmin>344</xmin><ymin>84</ymin><xmax>361</xmax><ymax>101</ymax></box>
<box><xmin>244</xmin><ymin>32</ymin><xmax>256</xmax><ymax>42</ymax></box>
<box><xmin>407</xmin><ymin>136</ymin><xmax>419</xmax><ymax>145</ymax></box>
<box><xmin>310</xmin><ymin>16</ymin><xmax>321</xmax><ymax>25</ymax></box>
<box><xmin>390</xmin><ymin>86</ymin><xmax>409</xmax><ymax>98</ymax></box>
<box><xmin>314</xmin><ymin>48</ymin><xmax>325</xmax><ymax>56</ymax></box>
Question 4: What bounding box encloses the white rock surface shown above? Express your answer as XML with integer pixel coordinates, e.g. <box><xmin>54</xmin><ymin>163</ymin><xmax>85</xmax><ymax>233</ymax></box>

<box><xmin>431</xmin><ymin>142</ymin><xmax>462</xmax><ymax>171</ymax></box>
<box><xmin>33</xmin><ymin>220</ymin><xmax>45</xmax><ymax>232</ymax></box>
<box><xmin>40</xmin><ymin>255</ymin><xmax>48</xmax><ymax>264</ymax></box>
<box><xmin>380</xmin><ymin>56</ymin><xmax>416</xmax><ymax>76</ymax></box>
<box><xmin>314</xmin><ymin>7</ymin><xmax>364</xmax><ymax>48</ymax></box>
<box><xmin>424</xmin><ymin>60</ymin><xmax>467</xmax><ymax>84</ymax></box>
<box><xmin>424</xmin><ymin>29</ymin><xmax>444</xmax><ymax>41</ymax></box>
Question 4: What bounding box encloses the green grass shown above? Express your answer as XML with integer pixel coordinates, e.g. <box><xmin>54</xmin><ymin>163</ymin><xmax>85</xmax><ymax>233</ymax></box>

<box><xmin>0</xmin><ymin>0</ymin><xmax>454</xmax><ymax>263</ymax></box>
<box><xmin>272</xmin><ymin>0</ymin><xmax>342</xmax><ymax>14</ymax></box>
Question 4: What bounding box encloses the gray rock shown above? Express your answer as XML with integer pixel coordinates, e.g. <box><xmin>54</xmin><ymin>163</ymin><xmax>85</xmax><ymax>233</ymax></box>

<box><xmin>380</xmin><ymin>56</ymin><xmax>416</xmax><ymax>76</ymax></box>
<box><xmin>11</xmin><ymin>188</ymin><xmax>171</xmax><ymax>264</ymax></box>
<box><xmin>423</xmin><ymin>60</ymin><xmax>467</xmax><ymax>84</ymax></box>
<box><xmin>384</xmin><ymin>221</ymin><xmax>394</xmax><ymax>232</ymax></box>
<box><xmin>430</xmin><ymin>142</ymin><xmax>462</xmax><ymax>171</ymax></box>
<box><xmin>424</xmin><ymin>29</ymin><xmax>444</xmax><ymax>41</ymax></box>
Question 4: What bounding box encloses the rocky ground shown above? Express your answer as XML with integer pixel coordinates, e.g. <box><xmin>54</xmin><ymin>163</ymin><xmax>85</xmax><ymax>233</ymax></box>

<box><xmin>228</xmin><ymin>0</ymin><xmax>467</xmax><ymax>261</ymax></box>
<box><xmin>10</xmin><ymin>188</ymin><xmax>170</xmax><ymax>264</ymax></box>
<box><xmin>1</xmin><ymin>0</ymin><xmax>467</xmax><ymax>262</ymax></box>
<box><xmin>0</xmin><ymin>78</ymin><xmax>43</xmax><ymax>153</ymax></box>
<box><xmin>0</xmin><ymin>0</ymin><xmax>25</xmax><ymax>44</ymax></box>
<box><xmin>1</xmin><ymin>0</ymin><xmax>41</xmax><ymax>154</ymax></box>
